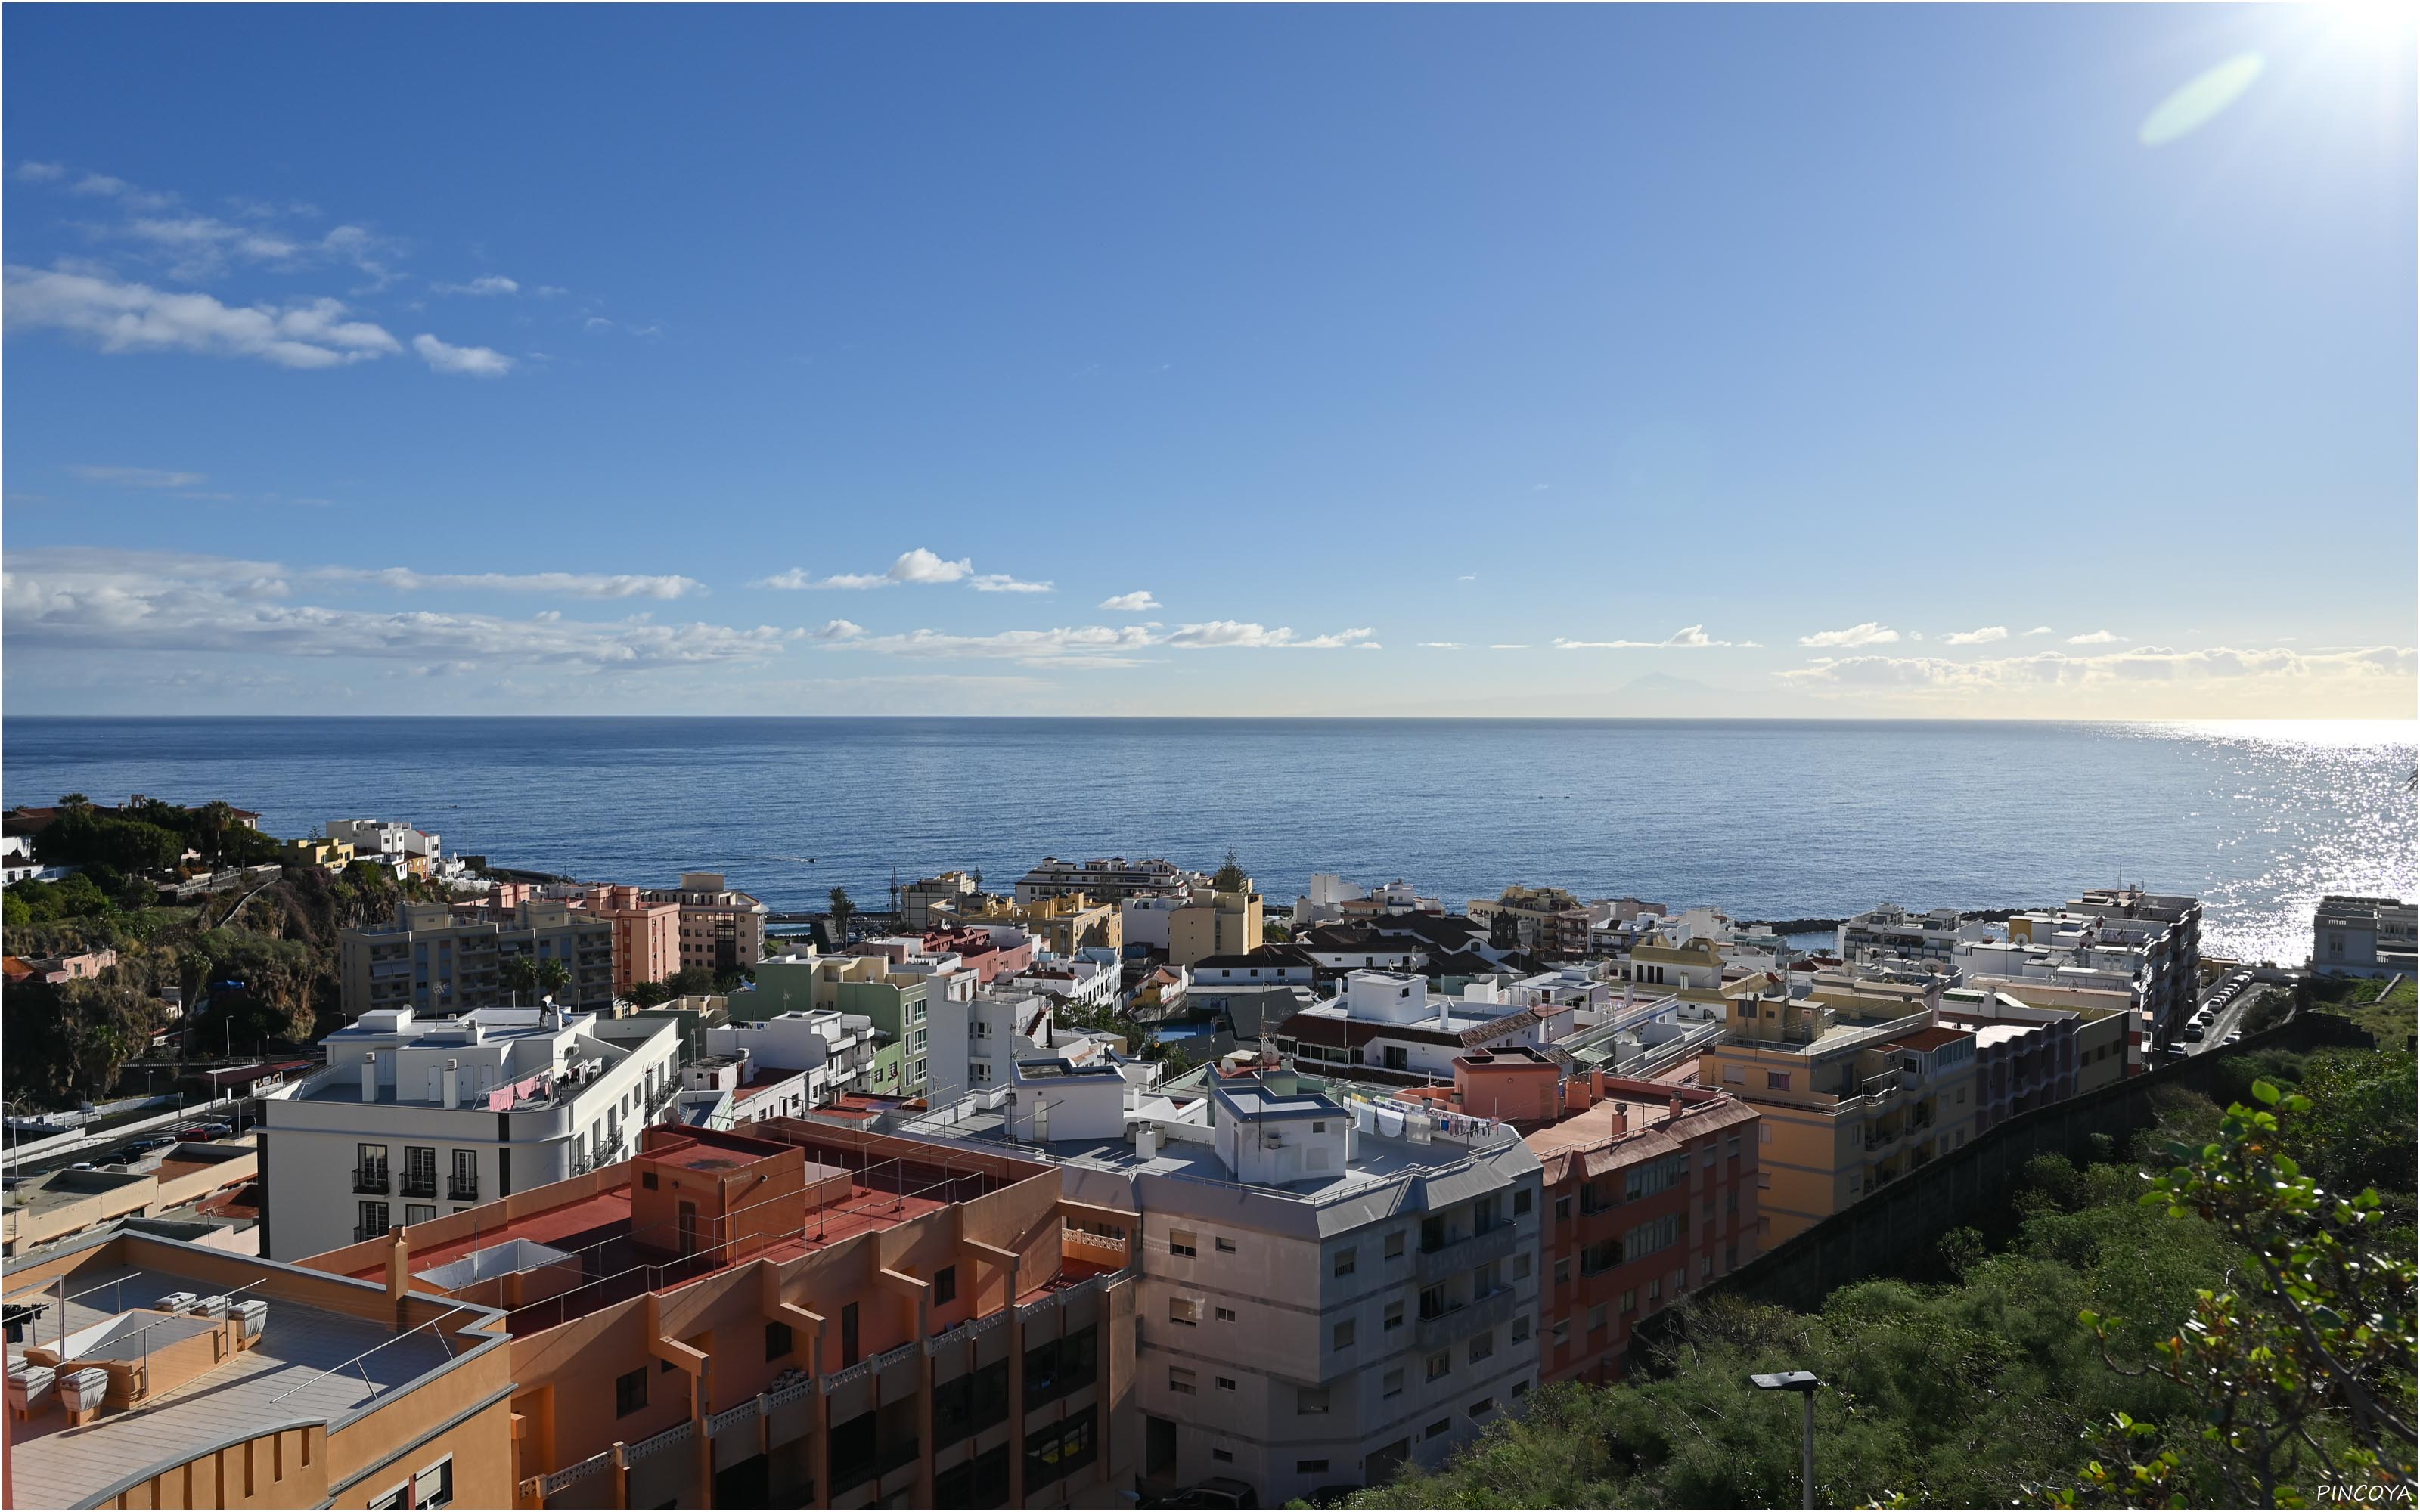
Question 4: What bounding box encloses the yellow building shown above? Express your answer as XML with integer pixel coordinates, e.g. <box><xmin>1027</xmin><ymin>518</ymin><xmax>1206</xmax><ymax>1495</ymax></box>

<box><xmin>1696</xmin><ymin>980</ymin><xmax>1978</xmax><ymax>1245</ymax></box>
<box><xmin>977</xmin><ymin>891</ymin><xmax>1122</xmax><ymax>956</ymax></box>
<box><xmin>1167</xmin><ymin>888</ymin><xmax>1261</xmax><ymax>968</ymax></box>
<box><xmin>284</xmin><ymin>835</ymin><xmax>356</xmax><ymax>869</ymax></box>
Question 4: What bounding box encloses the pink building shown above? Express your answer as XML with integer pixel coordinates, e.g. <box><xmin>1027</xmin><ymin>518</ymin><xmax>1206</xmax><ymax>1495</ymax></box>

<box><xmin>581</xmin><ymin>883</ymin><xmax>681</xmax><ymax>995</ymax></box>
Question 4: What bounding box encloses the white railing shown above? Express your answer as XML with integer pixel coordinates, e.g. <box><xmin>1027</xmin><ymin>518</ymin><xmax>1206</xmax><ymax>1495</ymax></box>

<box><xmin>709</xmin><ymin>1400</ymin><xmax>759</xmax><ymax>1437</ymax></box>
<box><xmin>625</xmin><ymin>1421</ymin><xmax>693</xmax><ymax>1461</ymax></box>
<box><xmin>767</xmin><ymin>1374</ymin><xmax>818</xmax><ymax>1408</ymax></box>
<box><xmin>822</xmin><ymin>1356</ymin><xmax>876</xmax><ymax>1392</ymax></box>
<box><xmin>542</xmin><ymin>1450</ymin><xmax>612</xmax><ymax>1495</ymax></box>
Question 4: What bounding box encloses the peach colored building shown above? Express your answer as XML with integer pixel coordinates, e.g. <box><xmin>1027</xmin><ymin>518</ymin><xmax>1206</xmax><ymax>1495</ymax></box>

<box><xmin>584</xmin><ymin>885</ymin><xmax>684</xmax><ymax>996</ymax></box>
<box><xmin>297</xmin><ymin>1120</ymin><xmax>1140</xmax><ymax>1509</ymax></box>
<box><xmin>1399</xmin><ymin>1049</ymin><xmax>1761</xmax><ymax>1385</ymax></box>
<box><xmin>2</xmin><ymin>1228</ymin><xmax>515</xmax><ymax>1510</ymax></box>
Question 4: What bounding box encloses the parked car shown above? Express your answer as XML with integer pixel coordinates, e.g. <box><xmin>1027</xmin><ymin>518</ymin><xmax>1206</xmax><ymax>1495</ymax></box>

<box><xmin>2223</xmin><ymin>1030</ymin><xmax>2244</xmax><ymax>1046</ymax></box>
<box><xmin>177</xmin><ymin>1126</ymin><xmax>214</xmax><ymax>1142</ymax></box>
<box><xmin>2183</xmin><ymin>1022</ymin><xmax>2206</xmax><ymax>1042</ymax></box>
<box><xmin>200</xmin><ymin>1122</ymin><xmax>234</xmax><ymax>1139</ymax></box>
<box><xmin>67</xmin><ymin>1162</ymin><xmax>95</xmax><ymax>1171</ymax></box>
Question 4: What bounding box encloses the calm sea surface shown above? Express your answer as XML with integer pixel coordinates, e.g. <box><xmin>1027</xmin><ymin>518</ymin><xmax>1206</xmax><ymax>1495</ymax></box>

<box><xmin>5</xmin><ymin>718</ymin><xmax>2412</xmax><ymax>966</ymax></box>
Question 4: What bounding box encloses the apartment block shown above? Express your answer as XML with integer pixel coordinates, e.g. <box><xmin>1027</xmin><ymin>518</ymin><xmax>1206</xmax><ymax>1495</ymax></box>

<box><xmin>1292</xmin><ymin>875</ymin><xmax>1443</xmax><ymax>929</ymax></box>
<box><xmin>641</xmin><ymin>872</ymin><xmax>770</xmax><ymax>976</ymax></box>
<box><xmin>3</xmin><ymin>1139</ymin><xmax>260</xmax><ymax>1259</ymax></box>
<box><xmin>1938</xmin><ymin>985</ymin><xmax>2130</xmax><ymax>1117</ymax></box>
<box><xmin>979</xmin><ymin>895</ymin><xmax>1123</xmax><ymax>956</ymax></box>
<box><xmin>1467</xmin><ymin>887</ymin><xmax>1598</xmax><ymax>960</ymax></box>
<box><xmin>1273</xmin><ymin>969</ymin><xmax>1590</xmax><ymax>1089</ymax></box>
<box><xmin>2313</xmin><ymin>894</ymin><xmax>2418</xmax><ymax>978</ymax></box>
<box><xmin>1013</xmin><ymin>857</ymin><xmax>1197</xmax><ymax>905</ymax></box>
<box><xmin>293</xmin><ymin>1121</ymin><xmax>1140</xmax><ymax>1510</ymax></box>
<box><xmin>1835</xmin><ymin>903</ymin><xmax>1990</xmax><ymax>966</ymax></box>
<box><xmin>258</xmin><ymin>1005</ymin><xmax>681</xmax><ymax>1261</ymax></box>
<box><xmin>1956</xmin><ymin>890</ymin><xmax>2201</xmax><ymax>1068</ymax></box>
<box><xmin>901</xmin><ymin>871</ymin><xmax>983</xmax><ymax>930</ymax></box>
<box><xmin>339</xmin><ymin>898</ymin><xmax>616</xmax><ymax>1020</ymax></box>
<box><xmin>1166</xmin><ymin>889</ymin><xmax>1264</xmax><ymax>969</ymax></box>
<box><xmin>2</xmin><ymin>1228</ymin><xmax>513</xmax><ymax>1510</ymax></box>
<box><xmin>1696</xmin><ymin>979</ymin><xmax>1978</xmax><ymax>1244</ymax></box>
<box><xmin>582</xmin><ymin>884</ymin><xmax>684</xmax><ymax>995</ymax></box>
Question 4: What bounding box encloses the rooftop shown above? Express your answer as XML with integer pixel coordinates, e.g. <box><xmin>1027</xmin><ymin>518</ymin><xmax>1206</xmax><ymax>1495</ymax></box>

<box><xmin>3</xmin><ymin>1235</ymin><xmax>501</xmax><ymax>1510</ymax></box>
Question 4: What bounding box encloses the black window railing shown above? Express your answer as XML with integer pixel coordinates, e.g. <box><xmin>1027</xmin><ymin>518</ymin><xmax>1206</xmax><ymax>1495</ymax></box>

<box><xmin>449</xmin><ymin>1177</ymin><xmax>479</xmax><ymax>1202</ymax></box>
<box><xmin>401</xmin><ymin>1174</ymin><xmax>439</xmax><ymax>1199</ymax></box>
<box><xmin>353</xmin><ymin>1167</ymin><xmax>389</xmax><ymax>1194</ymax></box>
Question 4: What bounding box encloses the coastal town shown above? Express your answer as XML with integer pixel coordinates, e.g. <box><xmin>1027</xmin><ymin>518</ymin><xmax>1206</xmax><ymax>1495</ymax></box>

<box><xmin>2</xmin><ymin>794</ymin><xmax>2406</xmax><ymax>1508</ymax></box>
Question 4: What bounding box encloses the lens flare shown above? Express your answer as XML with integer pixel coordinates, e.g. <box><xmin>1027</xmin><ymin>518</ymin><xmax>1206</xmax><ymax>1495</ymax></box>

<box><xmin>2139</xmin><ymin>52</ymin><xmax>2267</xmax><ymax>146</ymax></box>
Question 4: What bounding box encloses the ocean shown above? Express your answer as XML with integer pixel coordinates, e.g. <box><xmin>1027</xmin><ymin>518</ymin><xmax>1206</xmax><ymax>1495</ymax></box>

<box><xmin>4</xmin><ymin>717</ymin><xmax>2412</xmax><ymax>967</ymax></box>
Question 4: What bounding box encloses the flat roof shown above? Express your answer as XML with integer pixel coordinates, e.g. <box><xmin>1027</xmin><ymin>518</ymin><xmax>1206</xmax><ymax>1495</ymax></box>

<box><xmin>3</xmin><ymin>1244</ymin><xmax>497</xmax><ymax>1510</ymax></box>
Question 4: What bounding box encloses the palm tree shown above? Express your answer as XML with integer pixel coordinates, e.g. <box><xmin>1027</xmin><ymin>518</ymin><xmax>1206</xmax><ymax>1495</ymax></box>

<box><xmin>534</xmin><ymin>957</ymin><xmax>573</xmax><ymax>1008</ymax></box>
<box><xmin>196</xmin><ymin>801</ymin><xmax>237</xmax><ymax>862</ymax></box>
<box><xmin>829</xmin><ymin>886</ymin><xmax>858</xmax><ymax>939</ymax></box>
<box><xmin>501</xmin><ymin>956</ymin><xmax>539</xmax><ymax>1006</ymax></box>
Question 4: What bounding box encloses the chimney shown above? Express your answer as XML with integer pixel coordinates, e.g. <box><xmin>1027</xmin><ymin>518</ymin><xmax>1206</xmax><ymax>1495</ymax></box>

<box><xmin>1668</xmin><ymin>1094</ymin><xmax>1685</xmax><ymax>1123</ymax></box>
<box><xmin>442</xmin><ymin>1058</ymin><xmax>460</xmax><ymax>1110</ymax></box>
<box><xmin>361</xmin><ymin>1052</ymin><xmax>377</xmax><ymax>1103</ymax></box>
<box><xmin>386</xmin><ymin>1225</ymin><xmax>411</xmax><ymax>1300</ymax></box>
<box><xmin>1609</xmin><ymin>1101</ymin><xmax>1629</xmax><ymax>1136</ymax></box>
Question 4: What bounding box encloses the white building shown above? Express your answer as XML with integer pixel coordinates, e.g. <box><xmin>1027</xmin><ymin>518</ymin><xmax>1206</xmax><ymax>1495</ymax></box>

<box><xmin>890</xmin><ymin>1064</ymin><xmax>1544</xmax><ymax>1506</ymax></box>
<box><xmin>1838</xmin><ymin>903</ymin><xmax>1990</xmax><ymax>966</ymax></box>
<box><xmin>1292</xmin><ymin>875</ymin><xmax>1445</xmax><ymax>928</ymax></box>
<box><xmin>1273</xmin><ymin>971</ymin><xmax>1582</xmax><ymax>1089</ymax></box>
<box><xmin>1017</xmin><ymin>856</ymin><xmax>1201</xmax><ymax>905</ymax></box>
<box><xmin>259</xmin><ymin>1005</ymin><xmax>680</xmax><ymax>1260</ymax></box>
<box><xmin>1</xmin><ymin>835</ymin><xmax>42</xmax><ymax>887</ymax></box>
<box><xmin>2312</xmin><ymin>895</ymin><xmax>2416</xmax><ymax>978</ymax></box>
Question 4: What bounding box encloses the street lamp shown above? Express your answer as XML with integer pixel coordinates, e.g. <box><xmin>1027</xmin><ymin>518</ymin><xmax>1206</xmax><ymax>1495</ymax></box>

<box><xmin>1749</xmin><ymin>1370</ymin><xmax>1821</xmax><ymax>1508</ymax></box>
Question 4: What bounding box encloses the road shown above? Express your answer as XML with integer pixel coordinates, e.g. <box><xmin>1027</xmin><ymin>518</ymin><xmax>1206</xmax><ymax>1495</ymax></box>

<box><xmin>2184</xmin><ymin>971</ymin><xmax>2287</xmax><ymax>1057</ymax></box>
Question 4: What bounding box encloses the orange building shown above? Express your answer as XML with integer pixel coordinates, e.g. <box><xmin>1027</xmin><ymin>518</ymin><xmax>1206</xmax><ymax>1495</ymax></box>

<box><xmin>2</xmin><ymin>1228</ymin><xmax>514</xmax><ymax>1510</ymax></box>
<box><xmin>583</xmin><ymin>885</ymin><xmax>684</xmax><ymax>996</ymax></box>
<box><xmin>296</xmin><ymin>1121</ymin><xmax>1140</xmax><ymax>1509</ymax></box>
<box><xmin>1400</xmin><ymin>1049</ymin><xmax>1761</xmax><ymax>1384</ymax></box>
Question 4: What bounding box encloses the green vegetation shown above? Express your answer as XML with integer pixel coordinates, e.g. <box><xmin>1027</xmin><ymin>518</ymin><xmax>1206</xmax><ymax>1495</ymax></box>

<box><xmin>1212</xmin><ymin>849</ymin><xmax>1250</xmax><ymax>893</ymax></box>
<box><xmin>3</xmin><ymin>851</ymin><xmax>456</xmax><ymax>1111</ymax></box>
<box><xmin>1342</xmin><ymin>1047</ymin><xmax>2416</xmax><ymax>1510</ymax></box>
<box><xmin>2298</xmin><ymin>973</ymin><xmax>2417</xmax><ymax>1045</ymax></box>
<box><xmin>828</xmin><ymin>885</ymin><xmax>858</xmax><ymax>936</ymax></box>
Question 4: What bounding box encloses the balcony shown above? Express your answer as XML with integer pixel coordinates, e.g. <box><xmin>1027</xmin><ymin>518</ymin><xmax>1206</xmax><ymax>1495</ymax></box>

<box><xmin>1418</xmin><ymin>1223</ymin><xmax>1522</xmax><ymax>1278</ymax></box>
<box><xmin>353</xmin><ymin>1166</ymin><xmax>390</xmax><ymax>1195</ymax></box>
<box><xmin>1413</xmin><ymin>1284</ymin><xmax>1520</xmax><ymax>1352</ymax></box>
<box><xmin>400</xmin><ymin>1172</ymin><xmax>439</xmax><ymax>1199</ymax></box>
<box><xmin>448</xmin><ymin>1177</ymin><xmax>479</xmax><ymax>1202</ymax></box>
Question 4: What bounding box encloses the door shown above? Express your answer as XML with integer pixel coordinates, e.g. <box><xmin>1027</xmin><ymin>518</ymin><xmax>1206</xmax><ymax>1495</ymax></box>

<box><xmin>678</xmin><ymin>1200</ymin><xmax>701</xmax><ymax>1256</ymax></box>
<box><xmin>841</xmin><ymin>1300</ymin><xmax>859</xmax><ymax>1366</ymax></box>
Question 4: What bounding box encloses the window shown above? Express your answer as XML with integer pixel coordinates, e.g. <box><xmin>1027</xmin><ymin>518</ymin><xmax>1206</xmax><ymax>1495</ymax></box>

<box><xmin>616</xmin><ymin>1367</ymin><xmax>648</xmax><ymax>1417</ymax></box>
<box><xmin>1512</xmin><ymin>1314</ymin><xmax>1531</xmax><ymax>1343</ymax></box>
<box><xmin>1758</xmin><ymin>1172</ymin><xmax>1773</xmax><ymax>1189</ymax></box>
<box><xmin>1334</xmin><ymin>1247</ymin><xmax>1357</xmax><ymax>1277</ymax></box>
<box><xmin>1333</xmin><ymin>1318</ymin><xmax>1356</xmax><ymax>1350</ymax></box>
<box><xmin>1759</xmin><ymin>1124</ymin><xmax>1773</xmax><ymax>1145</ymax></box>
<box><xmin>1468</xmin><ymin>1397</ymin><xmax>1496</xmax><ymax>1420</ymax></box>
<box><xmin>1385</xmin><ymin>1230</ymin><xmax>1405</xmax><ymax>1259</ymax></box>
<box><xmin>766</xmin><ymin>1321</ymin><xmax>793</xmax><ymax>1361</ymax></box>
<box><xmin>1170</xmin><ymin>1230</ymin><xmax>1197</xmax><ymax>1258</ymax></box>
<box><xmin>1555</xmin><ymin>1194</ymin><xmax>1572</xmax><ymax>1222</ymax></box>
<box><xmin>1426</xmin><ymin>1419</ymin><xmax>1451</xmax><ymax>1440</ymax></box>
<box><xmin>1215</xmin><ymin>1236</ymin><xmax>1237</xmax><ymax>1253</ymax></box>
<box><xmin>358</xmin><ymin>1200</ymin><xmax>389</xmax><ymax>1238</ymax></box>
<box><xmin>1425</xmin><ymin>1351</ymin><xmax>1451</xmax><ymax>1382</ymax></box>
<box><xmin>1551</xmin><ymin>1318</ymin><xmax>1570</xmax><ymax>1343</ymax></box>
<box><xmin>1553</xmin><ymin>1256</ymin><xmax>1571</xmax><ymax>1286</ymax></box>
<box><xmin>1469</xmin><ymin>1331</ymin><xmax>1494</xmax><ymax>1363</ymax></box>
<box><xmin>935</xmin><ymin>1265</ymin><xmax>957</xmax><ymax>1305</ymax></box>
<box><xmin>1587</xmin><ymin>1304</ymin><xmax>1607</xmax><ymax>1334</ymax></box>
<box><xmin>1384</xmin><ymin>1300</ymin><xmax>1404</xmax><ymax>1331</ymax></box>
<box><xmin>1297</xmin><ymin>1459</ymin><xmax>1330</xmax><ymax>1475</ymax></box>
<box><xmin>1298</xmin><ymin>1386</ymin><xmax>1329</xmax><ymax>1415</ymax></box>
<box><xmin>1512</xmin><ymin>1253</ymin><xmax>1531</xmax><ymax>1281</ymax></box>
<box><xmin>1212</xmin><ymin>1448</ymin><xmax>1234</xmax><ymax>1464</ymax></box>
<box><xmin>1648</xmin><ymin>1277</ymin><xmax>1662</xmax><ymax>1301</ymax></box>
<box><xmin>1766</xmin><ymin>1071</ymin><xmax>1791</xmax><ymax>1091</ymax></box>
<box><xmin>1419</xmin><ymin>1283</ymin><xmax>1449</xmax><ymax>1320</ymax></box>
<box><xmin>1513</xmin><ymin>1188</ymin><xmax>1532</xmax><ymax>1215</ymax></box>
<box><xmin>1215</xmin><ymin>1306</ymin><xmax>1237</xmax><ymax>1322</ymax></box>
<box><xmin>1169</xmin><ymin>1297</ymin><xmax>1201</xmax><ymax>1326</ymax></box>
<box><xmin>1382</xmin><ymin>1368</ymin><xmax>1404</xmax><ymax>1399</ymax></box>
<box><xmin>1216</xmin><ymin>1375</ymin><xmax>1237</xmax><ymax>1392</ymax></box>
<box><xmin>1170</xmin><ymin>1367</ymin><xmax>1197</xmax><ymax>1396</ymax></box>
<box><xmin>405</xmin><ymin>1204</ymin><xmax>436</xmax><ymax>1225</ymax></box>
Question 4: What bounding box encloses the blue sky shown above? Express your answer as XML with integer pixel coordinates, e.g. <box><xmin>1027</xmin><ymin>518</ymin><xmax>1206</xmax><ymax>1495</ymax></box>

<box><xmin>5</xmin><ymin>3</ymin><xmax>2414</xmax><ymax>717</ymax></box>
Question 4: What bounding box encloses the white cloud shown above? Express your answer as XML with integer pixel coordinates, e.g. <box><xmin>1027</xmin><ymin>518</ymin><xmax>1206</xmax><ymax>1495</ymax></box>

<box><xmin>1419</xmin><ymin>642</ymin><xmax>1464</xmax><ymax>649</ymax></box>
<box><xmin>1164</xmin><ymin>621</ymin><xmax>1376</xmax><ymax>650</ymax></box>
<box><xmin>2024</xmin><ymin>626</ymin><xmax>2055</xmax><ymax>637</ymax></box>
<box><xmin>1776</xmin><ymin>643</ymin><xmax>2418</xmax><ymax>715</ymax></box>
<box><xmin>68</xmin><ymin>464</ymin><xmax>205</xmax><ymax>488</ymax></box>
<box><xmin>120</xmin><ymin>215</ymin><xmax>304</xmax><ymax>279</ymax></box>
<box><xmin>15</xmin><ymin>161</ymin><xmax>65</xmax><ymax>182</ymax></box>
<box><xmin>70</xmin><ymin>173</ymin><xmax>175</xmax><ymax>211</ymax></box>
<box><xmin>320</xmin><ymin>567</ymin><xmax>703</xmax><ymax>600</ymax></box>
<box><xmin>752</xmin><ymin>568</ymin><xmax>814</xmax><ymax>590</ymax></box>
<box><xmin>1491</xmin><ymin>643</ymin><xmax>1530</xmax><ymax>650</ymax></box>
<box><xmin>1554</xmin><ymin>624</ymin><xmax>1748</xmax><ymax>649</ymax></box>
<box><xmin>886</xmin><ymin>547</ymin><xmax>973</xmax><ymax>584</ymax></box>
<box><xmin>535</xmin><ymin>285</ymin><xmax>569</xmax><ymax>298</ymax></box>
<box><xmin>1099</xmin><ymin>591</ymin><xmax>1161</xmax><ymax>612</ymax></box>
<box><xmin>2</xmin><ymin>547</ymin><xmax>790</xmax><ymax>671</ymax></box>
<box><xmin>411</xmin><ymin>333</ymin><xmax>514</xmax><ymax>376</ymax></box>
<box><xmin>1943</xmin><ymin>626</ymin><xmax>2009</xmax><ymax>646</ymax></box>
<box><xmin>801</xmin><ymin>619</ymin><xmax>867</xmax><ymax>642</ymax></box>
<box><xmin>2067</xmin><ymin>628</ymin><xmax>2123</xmax><ymax>644</ymax></box>
<box><xmin>1798</xmin><ymin>621</ymin><xmax>1900</xmax><ymax>649</ymax></box>
<box><xmin>432</xmin><ymin>275</ymin><xmax>519</xmax><ymax>296</ymax></box>
<box><xmin>970</xmin><ymin>573</ymin><xmax>1053</xmax><ymax>594</ymax></box>
<box><xmin>4</xmin><ymin>265</ymin><xmax>401</xmax><ymax>368</ymax></box>
<box><xmin>753</xmin><ymin>549</ymin><xmax>1012</xmax><ymax>591</ymax></box>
